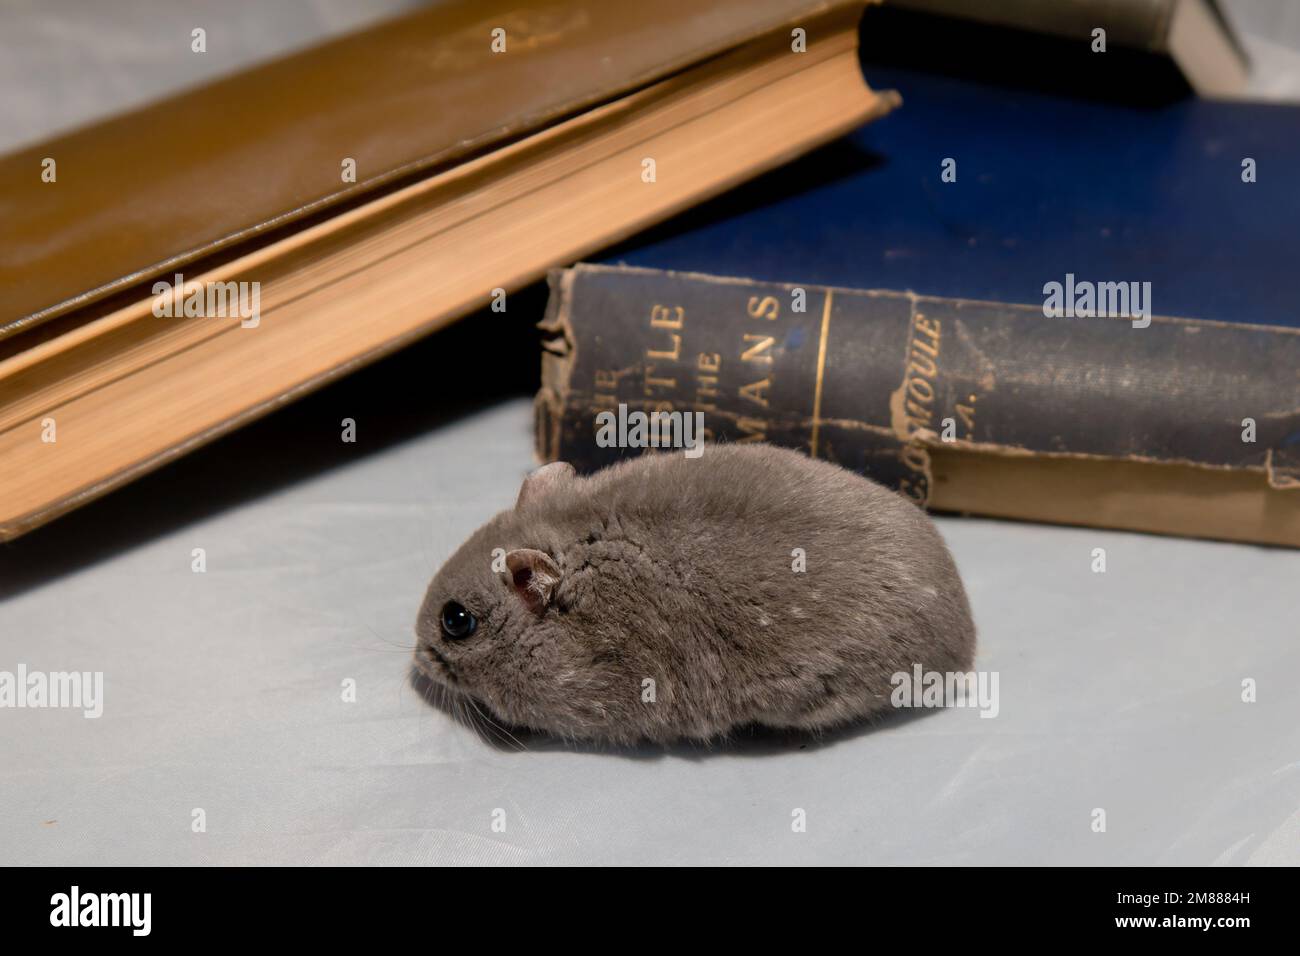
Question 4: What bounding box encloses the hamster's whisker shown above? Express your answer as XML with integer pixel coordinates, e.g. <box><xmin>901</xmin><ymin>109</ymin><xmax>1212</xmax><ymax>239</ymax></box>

<box><xmin>468</xmin><ymin>696</ymin><xmax>527</xmax><ymax>751</ymax></box>
<box><xmin>360</xmin><ymin>622</ymin><xmax>418</xmax><ymax>653</ymax></box>
<box><xmin>462</xmin><ymin>698</ymin><xmax>502</xmax><ymax>750</ymax></box>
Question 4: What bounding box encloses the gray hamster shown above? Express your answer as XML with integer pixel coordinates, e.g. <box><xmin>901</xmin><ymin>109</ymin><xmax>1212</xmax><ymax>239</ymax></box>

<box><xmin>414</xmin><ymin>443</ymin><xmax>975</xmax><ymax>746</ymax></box>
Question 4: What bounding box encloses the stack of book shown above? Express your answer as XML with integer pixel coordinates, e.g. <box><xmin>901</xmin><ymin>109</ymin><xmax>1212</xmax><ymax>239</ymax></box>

<box><xmin>4</xmin><ymin>0</ymin><xmax>1295</xmax><ymax>548</ymax></box>
<box><xmin>534</xmin><ymin>0</ymin><xmax>1299</xmax><ymax>548</ymax></box>
<box><xmin>0</xmin><ymin>0</ymin><xmax>894</xmax><ymax>540</ymax></box>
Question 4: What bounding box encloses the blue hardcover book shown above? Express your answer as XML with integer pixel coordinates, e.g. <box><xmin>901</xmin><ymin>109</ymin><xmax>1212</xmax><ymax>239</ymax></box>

<box><xmin>538</xmin><ymin>17</ymin><xmax>1300</xmax><ymax>546</ymax></box>
<box><xmin>603</xmin><ymin>14</ymin><xmax>1298</xmax><ymax>329</ymax></box>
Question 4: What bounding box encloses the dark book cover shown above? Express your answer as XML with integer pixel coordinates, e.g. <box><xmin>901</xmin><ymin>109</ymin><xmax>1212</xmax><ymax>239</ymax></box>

<box><xmin>538</xmin><ymin>263</ymin><xmax>1300</xmax><ymax>547</ymax></box>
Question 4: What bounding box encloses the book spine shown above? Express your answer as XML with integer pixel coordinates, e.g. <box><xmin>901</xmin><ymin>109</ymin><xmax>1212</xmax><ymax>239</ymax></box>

<box><xmin>887</xmin><ymin>0</ymin><xmax>1174</xmax><ymax>51</ymax></box>
<box><xmin>536</xmin><ymin>263</ymin><xmax>1300</xmax><ymax>509</ymax></box>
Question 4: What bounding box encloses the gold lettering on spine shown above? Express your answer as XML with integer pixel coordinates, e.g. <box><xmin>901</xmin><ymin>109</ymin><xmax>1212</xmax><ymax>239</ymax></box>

<box><xmin>741</xmin><ymin>334</ymin><xmax>775</xmax><ymax>365</ymax></box>
<box><xmin>735</xmin><ymin>293</ymin><xmax>782</xmax><ymax>425</ymax></box>
<box><xmin>695</xmin><ymin>352</ymin><xmax>721</xmax><ymax>407</ymax></box>
<box><xmin>891</xmin><ymin>309</ymin><xmax>943</xmax><ymax>504</ymax></box>
<box><xmin>650</xmin><ymin>305</ymin><xmax>684</xmax><ymax>329</ymax></box>
<box><xmin>902</xmin><ymin>314</ymin><xmax>941</xmax><ymax>432</ymax></box>
<box><xmin>809</xmin><ymin>291</ymin><xmax>833</xmax><ymax>458</ymax></box>
<box><xmin>644</xmin><ymin>368</ymin><xmax>675</xmax><ymax>396</ymax></box>
<box><xmin>956</xmin><ymin>397</ymin><xmax>976</xmax><ymax>433</ymax></box>
<box><xmin>647</xmin><ymin>304</ymin><xmax>684</xmax><ymax>361</ymax></box>
<box><xmin>739</xmin><ymin>377</ymin><xmax>771</xmax><ymax>408</ymax></box>
<box><xmin>647</xmin><ymin>335</ymin><xmax>681</xmax><ymax>361</ymax></box>
<box><xmin>907</xmin><ymin>375</ymin><xmax>935</xmax><ymax>404</ymax></box>
<box><xmin>746</xmin><ymin>295</ymin><xmax>780</xmax><ymax>321</ymax></box>
<box><xmin>907</xmin><ymin>351</ymin><xmax>936</xmax><ymax>378</ymax></box>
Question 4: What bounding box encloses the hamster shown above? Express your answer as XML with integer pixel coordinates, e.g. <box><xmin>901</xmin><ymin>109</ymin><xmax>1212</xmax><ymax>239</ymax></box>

<box><xmin>414</xmin><ymin>443</ymin><xmax>975</xmax><ymax>746</ymax></box>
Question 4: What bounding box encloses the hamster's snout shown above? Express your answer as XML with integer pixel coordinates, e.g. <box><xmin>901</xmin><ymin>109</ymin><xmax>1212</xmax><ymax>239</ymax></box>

<box><xmin>414</xmin><ymin>590</ymin><xmax>483</xmax><ymax>688</ymax></box>
<box><xmin>415</xmin><ymin>640</ymin><xmax>458</xmax><ymax>686</ymax></box>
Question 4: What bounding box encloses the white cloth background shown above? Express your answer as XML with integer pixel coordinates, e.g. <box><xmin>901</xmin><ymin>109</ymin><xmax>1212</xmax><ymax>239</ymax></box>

<box><xmin>3</xmin><ymin>398</ymin><xmax>1298</xmax><ymax>865</ymax></box>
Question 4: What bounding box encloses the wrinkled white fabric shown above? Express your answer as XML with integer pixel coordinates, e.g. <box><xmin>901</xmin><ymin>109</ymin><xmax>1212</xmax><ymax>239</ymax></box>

<box><xmin>2</xmin><ymin>399</ymin><xmax>1297</xmax><ymax>865</ymax></box>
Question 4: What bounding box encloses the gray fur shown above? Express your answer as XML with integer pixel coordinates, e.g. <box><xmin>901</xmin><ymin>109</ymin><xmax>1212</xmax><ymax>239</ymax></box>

<box><xmin>414</xmin><ymin>443</ymin><xmax>976</xmax><ymax>746</ymax></box>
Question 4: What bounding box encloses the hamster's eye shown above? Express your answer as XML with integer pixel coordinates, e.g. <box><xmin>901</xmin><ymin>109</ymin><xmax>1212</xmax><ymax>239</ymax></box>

<box><xmin>440</xmin><ymin>601</ymin><xmax>477</xmax><ymax>640</ymax></box>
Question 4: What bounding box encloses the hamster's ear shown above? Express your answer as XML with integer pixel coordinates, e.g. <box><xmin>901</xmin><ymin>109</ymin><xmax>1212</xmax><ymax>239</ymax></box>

<box><xmin>504</xmin><ymin>549</ymin><xmax>562</xmax><ymax>613</ymax></box>
<box><xmin>516</xmin><ymin>461</ymin><xmax>575</xmax><ymax>510</ymax></box>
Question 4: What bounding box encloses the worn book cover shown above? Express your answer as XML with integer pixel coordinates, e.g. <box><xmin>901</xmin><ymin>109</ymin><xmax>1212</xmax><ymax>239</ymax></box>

<box><xmin>538</xmin><ymin>264</ymin><xmax>1300</xmax><ymax>546</ymax></box>
<box><xmin>0</xmin><ymin>0</ymin><xmax>870</xmax><ymax>338</ymax></box>
<box><xmin>0</xmin><ymin>0</ymin><xmax>893</xmax><ymax>540</ymax></box>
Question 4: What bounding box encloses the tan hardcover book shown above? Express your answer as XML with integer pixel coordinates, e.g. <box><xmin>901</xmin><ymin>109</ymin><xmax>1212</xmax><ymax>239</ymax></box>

<box><xmin>0</xmin><ymin>0</ymin><xmax>898</xmax><ymax>540</ymax></box>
